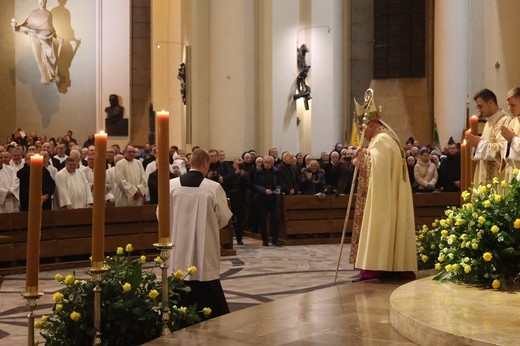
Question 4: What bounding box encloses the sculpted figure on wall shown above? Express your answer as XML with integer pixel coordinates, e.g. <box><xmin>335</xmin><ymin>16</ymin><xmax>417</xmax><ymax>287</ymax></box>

<box><xmin>11</xmin><ymin>0</ymin><xmax>62</xmax><ymax>85</ymax></box>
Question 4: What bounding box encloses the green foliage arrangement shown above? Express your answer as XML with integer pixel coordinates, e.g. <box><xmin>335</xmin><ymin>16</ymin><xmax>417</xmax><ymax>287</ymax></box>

<box><xmin>417</xmin><ymin>174</ymin><xmax>520</xmax><ymax>290</ymax></box>
<box><xmin>37</xmin><ymin>244</ymin><xmax>211</xmax><ymax>345</ymax></box>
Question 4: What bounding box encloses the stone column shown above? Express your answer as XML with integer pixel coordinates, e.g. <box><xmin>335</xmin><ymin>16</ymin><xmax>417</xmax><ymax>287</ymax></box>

<box><xmin>434</xmin><ymin>0</ymin><xmax>469</xmax><ymax>146</ymax></box>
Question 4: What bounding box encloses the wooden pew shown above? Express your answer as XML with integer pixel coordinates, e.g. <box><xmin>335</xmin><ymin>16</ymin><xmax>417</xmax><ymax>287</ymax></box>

<box><xmin>0</xmin><ymin>205</ymin><xmax>235</xmax><ymax>274</ymax></box>
<box><xmin>279</xmin><ymin>192</ymin><xmax>460</xmax><ymax>245</ymax></box>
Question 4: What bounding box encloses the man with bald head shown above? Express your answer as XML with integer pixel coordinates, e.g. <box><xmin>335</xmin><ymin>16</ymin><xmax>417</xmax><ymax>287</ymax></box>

<box><xmin>114</xmin><ymin>145</ymin><xmax>148</xmax><ymax>206</ymax></box>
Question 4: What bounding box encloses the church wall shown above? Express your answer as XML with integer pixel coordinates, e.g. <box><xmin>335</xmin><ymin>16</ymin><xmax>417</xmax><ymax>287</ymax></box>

<box><xmin>10</xmin><ymin>0</ymin><xmax>96</xmax><ymax>144</ymax></box>
<box><xmin>483</xmin><ymin>0</ymin><xmax>520</xmax><ymax>108</ymax></box>
<box><xmin>0</xmin><ymin>1</ymin><xmax>17</xmax><ymax>141</ymax></box>
<box><xmin>208</xmin><ymin>0</ymin><xmax>256</xmax><ymax>158</ymax></box>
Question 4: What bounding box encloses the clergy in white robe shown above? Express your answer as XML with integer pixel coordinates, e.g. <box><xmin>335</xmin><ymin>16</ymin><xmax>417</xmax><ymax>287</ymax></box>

<box><xmin>114</xmin><ymin>146</ymin><xmax>148</xmax><ymax>206</ymax></box>
<box><xmin>0</xmin><ymin>164</ymin><xmax>19</xmax><ymax>213</ymax></box>
<box><xmin>466</xmin><ymin>89</ymin><xmax>510</xmax><ymax>186</ymax></box>
<box><xmin>500</xmin><ymin>87</ymin><xmax>520</xmax><ymax>184</ymax></box>
<box><xmin>105</xmin><ymin>154</ymin><xmax>124</xmax><ymax>204</ymax></box>
<box><xmin>354</xmin><ymin>119</ymin><xmax>417</xmax><ymax>279</ymax></box>
<box><xmin>55</xmin><ymin>157</ymin><xmax>93</xmax><ymax>209</ymax></box>
<box><xmin>168</xmin><ymin>148</ymin><xmax>233</xmax><ymax>317</ymax></box>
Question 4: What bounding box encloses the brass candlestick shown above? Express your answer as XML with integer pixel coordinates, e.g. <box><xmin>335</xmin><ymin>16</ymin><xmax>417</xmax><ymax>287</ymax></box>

<box><xmin>154</xmin><ymin>242</ymin><xmax>174</xmax><ymax>336</ymax></box>
<box><xmin>22</xmin><ymin>289</ymin><xmax>43</xmax><ymax>346</ymax></box>
<box><xmin>89</xmin><ymin>262</ymin><xmax>108</xmax><ymax>346</ymax></box>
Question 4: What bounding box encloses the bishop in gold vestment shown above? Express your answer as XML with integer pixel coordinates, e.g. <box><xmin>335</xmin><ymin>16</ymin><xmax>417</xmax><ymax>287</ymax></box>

<box><xmin>354</xmin><ymin>120</ymin><xmax>418</xmax><ymax>278</ymax></box>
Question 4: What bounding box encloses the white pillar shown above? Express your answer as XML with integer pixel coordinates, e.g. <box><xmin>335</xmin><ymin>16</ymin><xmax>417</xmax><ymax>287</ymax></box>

<box><xmin>209</xmin><ymin>0</ymin><xmax>255</xmax><ymax>157</ymax></box>
<box><xmin>434</xmin><ymin>0</ymin><xmax>469</xmax><ymax>146</ymax></box>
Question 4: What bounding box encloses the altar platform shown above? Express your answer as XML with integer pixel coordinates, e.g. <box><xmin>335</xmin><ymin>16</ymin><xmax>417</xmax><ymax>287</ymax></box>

<box><xmin>149</xmin><ymin>276</ymin><xmax>518</xmax><ymax>345</ymax></box>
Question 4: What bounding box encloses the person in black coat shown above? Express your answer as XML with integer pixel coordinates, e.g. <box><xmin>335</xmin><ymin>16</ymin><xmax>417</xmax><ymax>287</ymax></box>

<box><xmin>437</xmin><ymin>141</ymin><xmax>461</xmax><ymax>192</ymax></box>
<box><xmin>17</xmin><ymin>153</ymin><xmax>55</xmax><ymax>211</ymax></box>
<box><xmin>254</xmin><ymin>156</ymin><xmax>282</xmax><ymax>246</ymax></box>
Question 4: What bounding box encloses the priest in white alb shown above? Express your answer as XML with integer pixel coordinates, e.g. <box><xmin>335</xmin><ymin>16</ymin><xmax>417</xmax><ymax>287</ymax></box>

<box><xmin>114</xmin><ymin>145</ymin><xmax>148</xmax><ymax>206</ymax></box>
<box><xmin>0</xmin><ymin>163</ymin><xmax>19</xmax><ymax>213</ymax></box>
<box><xmin>55</xmin><ymin>157</ymin><xmax>93</xmax><ymax>209</ymax></box>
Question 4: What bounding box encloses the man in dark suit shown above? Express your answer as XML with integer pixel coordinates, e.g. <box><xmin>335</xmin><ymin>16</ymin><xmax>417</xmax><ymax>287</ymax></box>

<box><xmin>17</xmin><ymin>153</ymin><xmax>55</xmax><ymax>211</ymax></box>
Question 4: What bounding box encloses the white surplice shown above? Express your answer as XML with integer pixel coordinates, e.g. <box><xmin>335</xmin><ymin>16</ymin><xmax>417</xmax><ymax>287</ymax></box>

<box><xmin>168</xmin><ymin>177</ymin><xmax>233</xmax><ymax>281</ymax></box>
<box><xmin>55</xmin><ymin>168</ymin><xmax>93</xmax><ymax>208</ymax></box>
<box><xmin>114</xmin><ymin>159</ymin><xmax>148</xmax><ymax>206</ymax></box>
<box><xmin>0</xmin><ymin>164</ymin><xmax>19</xmax><ymax>213</ymax></box>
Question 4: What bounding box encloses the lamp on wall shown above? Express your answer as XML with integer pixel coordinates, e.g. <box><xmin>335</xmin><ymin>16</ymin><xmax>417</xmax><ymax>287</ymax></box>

<box><xmin>296</xmin><ymin>25</ymin><xmax>331</xmax><ymax>48</ymax></box>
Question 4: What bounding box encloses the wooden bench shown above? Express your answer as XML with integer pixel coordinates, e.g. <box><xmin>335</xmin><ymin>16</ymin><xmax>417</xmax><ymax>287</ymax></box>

<box><xmin>0</xmin><ymin>205</ymin><xmax>235</xmax><ymax>274</ymax></box>
<box><xmin>279</xmin><ymin>192</ymin><xmax>461</xmax><ymax>245</ymax></box>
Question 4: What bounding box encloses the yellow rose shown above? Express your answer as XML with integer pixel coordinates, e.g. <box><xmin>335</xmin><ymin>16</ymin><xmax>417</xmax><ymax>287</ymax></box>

<box><xmin>491</xmin><ymin>225</ymin><xmax>499</xmax><ymax>234</ymax></box>
<box><xmin>492</xmin><ymin>279</ymin><xmax>501</xmax><ymax>289</ymax></box>
<box><xmin>439</xmin><ymin>219</ymin><xmax>447</xmax><ymax>227</ymax></box>
<box><xmin>34</xmin><ymin>321</ymin><xmax>42</xmax><ymax>329</ymax></box>
<box><xmin>122</xmin><ymin>282</ymin><xmax>132</xmax><ymax>292</ymax></box>
<box><xmin>438</xmin><ymin>254</ymin><xmax>445</xmax><ymax>262</ymax></box>
<box><xmin>514</xmin><ymin>219</ymin><xmax>520</xmax><ymax>229</ymax></box>
<box><xmin>501</xmin><ymin>180</ymin><xmax>508</xmax><ymax>187</ymax></box>
<box><xmin>441</xmin><ymin>230</ymin><xmax>448</xmax><ymax>237</ymax></box>
<box><xmin>174</xmin><ymin>270</ymin><xmax>184</xmax><ymax>280</ymax></box>
<box><xmin>464</xmin><ymin>265</ymin><xmax>471</xmax><ymax>273</ymax></box>
<box><xmin>479</xmin><ymin>185</ymin><xmax>488</xmax><ymax>194</ymax></box>
<box><xmin>148</xmin><ymin>289</ymin><xmax>159</xmax><ymax>300</ymax></box>
<box><xmin>471</xmin><ymin>243</ymin><xmax>479</xmax><ymax>250</ymax></box>
<box><xmin>64</xmin><ymin>274</ymin><xmax>75</xmax><ymax>285</ymax></box>
<box><xmin>455</xmin><ymin>218</ymin><xmax>464</xmax><ymax>226</ymax></box>
<box><xmin>179</xmin><ymin>306</ymin><xmax>187</xmax><ymax>314</ymax></box>
<box><xmin>514</xmin><ymin>168</ymin><xmax>519</xmax><ymax>177</ymax></box>
<box><xmin>483</xmin><ymin>252</ymin><xmax>493</xmax><ymax>262</ymax></box>
<box><xmin>202</xmin><ymin>307</ymin><xmax>212</xmax><ymax>316</ymax></box>
<box><xmin>41</xmin><ymin>315</ymin><xmax>48</xmax><ymax>323</ymax></box>
<box><xmin>493</xmin><ymin>177</ymin><xmax>499</xmax><ymax>184</ymax></box>
<box><xmin>116</xmin><ymin>247</ymin><xmax>124</xmax><ymax>255</ymax></box>
<box><xmin>140</xmin><ymin>255</ymin><xmax>146</xmax><ymax>264</ymax></box>
<box><xmin>54</xmin><ymin>273</ymin><xmax>64</xmax><ymax>282</ymax></box>
<box><xmin>430</xmin><ymin>244</ymin><xmax>436</xmax><ymax>250</ymax></box>
<box><xmin>435</xmin><ymin>263</ymin><xmax>442</xmax><ymax>270</ymax></box>
<box><xmin>421</xmin><ymin>255</ymin><xmax>428</xmax><ymax>263</ymax></box>
<box><xmin>187</xmin><ymin>266</ymin><xmax>197</xmax><ymax>275</ymax></box>
<box><xmin>55</xmin><ymin>304</ymin><xmax>63</xmax><ymax>312</ymax></box>
<box><xmin>478</xmin><ymin>216</ymin><xmax>486</xmax><ymax>225</ymax></box>
<box><xmin>461</xmin><ymin>190</ymin><xmax>470</xmax><ymax>200</ymax></box>
<box><xmin>465</xmin><ymin>203</ymin><xmax>473</xmax><ymax>210</ymax></box>
<box><xmin>445</xmin><ymin>264</ymin><xmax>452</xmax><ymax>272</ymax></box>
<box><xmin>52</xmin><ymin>292</ymin><xmax>64</xmax><ymax>302</ymax></box>
<box><xmin>483</xmin><ymin>200</ymin><xmax>491</xmax><ymax>208</ymax></box>
<box><xmin>70</xmin><ymin>311</ymin><xmax>81</xmax><ymax>322</ymax></box>
<box><xmin>125</xmin><ymin>243</ymin><xmax>133</xmax><ymax>253</ymax></box>
<box><xmin>154</xmin><ymin>256</ymin><xmax>163</xmax><ymax>264</ymax></box>
<box><xmin>494</xmin><ymin>195</ymin><xmax>501</xmax><ymax>203</ymax></box>
<box><xmin>446</xmin><ymin>218</ymin><xmax>452</xmax><ymax>225</ymax></box>
<box><xmin>452</xmin><ymin>263</ymin><xmax>460</xmax><ymax>271</ymax></box>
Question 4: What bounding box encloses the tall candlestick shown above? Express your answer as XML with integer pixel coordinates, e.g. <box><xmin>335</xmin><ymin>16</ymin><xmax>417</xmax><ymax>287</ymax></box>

<box><xmin>461</xmin><ymin>140</ymin><xmax>467</xmax><ymax>192</ymax></box>
<box><xmin>91</xmin><ymin>131</ymin><xmax>108</xmax><ymax>268</ymax></box>
<box><xmin>469</xmin><ymin>115</ymin><xmax>478</xmax><ymax>135</ymax></box>
<box><xmin>157</xmin><ymin>111</ymin><xmax>171</xmax><ymax>244</ymax></box>
<box><xmin>26</xmin><ymin>154</ymin><xmax>43</xmax><ymax>293</ymax></box>
<box><xmin>465</xmin><ymin>130</ymin><xmax>473</xmax><ymax>188</ymax></box>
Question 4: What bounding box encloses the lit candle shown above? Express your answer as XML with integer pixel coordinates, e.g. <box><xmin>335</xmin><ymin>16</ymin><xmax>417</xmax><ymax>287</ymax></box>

<box><xmin>157</xmin><ymin>111</ymin><xmax>171</xmax><ymax>244</ymax></box>
<box><xmin>26</xmin><ymin>154</ymin><xmax>43</xmax><ymax>294</ymax></box>
<box><xmin>469</xmin><ymin>115</ymin><xmax>478</xmax><ymax>135</ymax></box>
<box><xmin>91</xmin><ymin>131</ymin><xmax>108</xmax><ymax>268</ymax></box>
<box><xmin>460</xmin><ymin>140</ymin><xmax>467</xmax><ymax>192</ymax></box>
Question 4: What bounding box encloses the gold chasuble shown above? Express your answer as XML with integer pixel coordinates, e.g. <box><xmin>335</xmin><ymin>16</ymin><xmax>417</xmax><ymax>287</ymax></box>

<box><xmin>354</xmin><ymin>131</ymin><xmax>417</xmax><ymax>272</ymax></box>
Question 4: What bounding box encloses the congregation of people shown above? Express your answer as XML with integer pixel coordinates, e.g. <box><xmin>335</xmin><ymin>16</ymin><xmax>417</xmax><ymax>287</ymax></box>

<box><xmin>2</xmin><ymin>86</ymin><xmax>519</xmax><ymax>244</ymax></box>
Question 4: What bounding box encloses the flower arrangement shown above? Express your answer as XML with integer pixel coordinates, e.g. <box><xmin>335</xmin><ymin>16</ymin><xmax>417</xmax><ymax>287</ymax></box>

<box><xmin>416</xmin><ymin>173</ymin><xmax>520</xmax><ymax>290</ymax></box>
<box><xmin>38</xmin><ymin>244</ymin><xmax>212</xmax><ymax>345</ymax></box>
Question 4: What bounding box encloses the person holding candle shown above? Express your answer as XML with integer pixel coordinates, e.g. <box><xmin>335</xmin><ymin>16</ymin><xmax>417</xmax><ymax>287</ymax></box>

<box><xmin>17</xmin><ymin>152</ymin><xmax>55</xmax><ymax>211</ymax></box>
<box><xmin>499</xmin><ymin>87</ymin><xmax>520</xmax><ymax>183</ymax></box>
<box><xmin>168</xmin><ymin>148</ymin><xmax>233</xmax><ymax>318</ymax></box>
<box><xmin>465</xmin><ymin>88</ymin><xmax>510</xmax><ymax>186</ymax></box>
